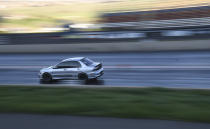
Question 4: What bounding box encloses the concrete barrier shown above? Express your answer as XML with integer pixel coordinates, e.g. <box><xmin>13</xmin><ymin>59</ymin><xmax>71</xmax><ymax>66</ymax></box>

<box><xmin>0</xmin><ymin>39</ymin><xmax>210</xmax><ymax>53</ymax></box>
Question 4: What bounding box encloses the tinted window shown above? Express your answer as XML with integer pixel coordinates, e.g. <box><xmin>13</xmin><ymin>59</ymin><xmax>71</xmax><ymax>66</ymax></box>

<box><xmin>69</xmin><ymin>61</ymin><xmax>81</xmax><ymax>68</ymax></box>
<box><xmin>56</xmin><ymin>61</ymin><xmax>81</xmax><ymax>68</ymax></box>
<box><xmin>81</xmin><ymin>58</ymin><xmax>94</xmax><ymax>66</ymax></box>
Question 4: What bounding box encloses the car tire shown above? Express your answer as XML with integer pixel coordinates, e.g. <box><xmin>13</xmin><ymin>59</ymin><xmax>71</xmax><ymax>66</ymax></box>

<box><xmin>78</xmin><ymin>73</ymin><xmax>88</xmax><ymax>80</ymax></box>
<box><xmin>42</xmin><ymin>73</ymin><xmax>53</xmax><ymax>83</ymax></box>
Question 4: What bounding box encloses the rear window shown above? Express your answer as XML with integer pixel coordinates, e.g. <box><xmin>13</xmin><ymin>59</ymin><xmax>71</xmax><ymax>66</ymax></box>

<box><xmin>81</xmin><ymin>58</ymin><xmax>94</xmax><ymax>66</ymax></box>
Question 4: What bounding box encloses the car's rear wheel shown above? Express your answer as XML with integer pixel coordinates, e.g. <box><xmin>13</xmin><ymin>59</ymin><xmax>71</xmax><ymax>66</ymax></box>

<box><xmin>78</xmin><ymin>73</ymin><xmax>88</xmax><ymax>80</ymax></box>
<box><xmin>42</xmin><ymin>73</ymin><xmax>52</xmax><ymax>82</ymax></box>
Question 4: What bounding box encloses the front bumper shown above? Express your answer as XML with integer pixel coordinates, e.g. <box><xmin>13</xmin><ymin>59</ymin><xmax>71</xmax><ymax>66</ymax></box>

<box><xmin>38</xmin><ymin>73</ymin><xmax>42</xmax><ymax>79</ymax></box>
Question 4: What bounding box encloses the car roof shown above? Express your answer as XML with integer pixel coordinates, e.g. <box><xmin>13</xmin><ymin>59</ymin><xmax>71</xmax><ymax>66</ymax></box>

<box><xmin>62</xmin><ymin>57</ymin><xmax>85</xmax><ymax>62</ymax></box>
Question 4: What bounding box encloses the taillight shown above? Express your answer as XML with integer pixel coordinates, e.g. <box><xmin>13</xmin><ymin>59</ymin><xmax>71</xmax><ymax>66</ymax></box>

<box><xmin>93</xmin><ymin>63</ymin><xmax>102</xmax><ymax>71</ymax></box>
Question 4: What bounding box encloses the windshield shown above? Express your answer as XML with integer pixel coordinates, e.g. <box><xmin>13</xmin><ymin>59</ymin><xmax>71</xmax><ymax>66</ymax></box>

<box><xmin>81</xmin><ymin>58</ymin><xmax>94</xmax><ymax>66</ymax></box>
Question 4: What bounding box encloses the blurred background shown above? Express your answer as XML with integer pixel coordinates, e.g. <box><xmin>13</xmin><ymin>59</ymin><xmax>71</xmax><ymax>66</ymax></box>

<box><xmin>1</xmin><ymin>0</ymin><xmax>210</xmax><ymax>87</ymax></box>
<box><xmin>2</xmin><ymin>1</ymin><xmax>210</xmax><ymax>128</ymax></box>
<box><xmin>1</xmin><ymin>0</ymin><xmax>210</xmax><ymax>44</ymax></box>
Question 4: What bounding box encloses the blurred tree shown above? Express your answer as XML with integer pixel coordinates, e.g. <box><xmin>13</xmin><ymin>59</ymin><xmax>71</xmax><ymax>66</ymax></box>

<box><xmin>0</xmin><ymin>15</ymin><xmax>2</xmax><ymax>24</ymax></box>
<box><xmin>0</xmin><ymin>15</ymin><xmax>2</xmax><ymax>30</ymax></box>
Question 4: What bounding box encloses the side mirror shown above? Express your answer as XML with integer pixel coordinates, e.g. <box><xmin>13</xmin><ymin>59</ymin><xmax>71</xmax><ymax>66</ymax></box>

<box><xmin>52</xmin><ymin>66</ymin><xmax>57</xmax><ymax>69</ymax></box>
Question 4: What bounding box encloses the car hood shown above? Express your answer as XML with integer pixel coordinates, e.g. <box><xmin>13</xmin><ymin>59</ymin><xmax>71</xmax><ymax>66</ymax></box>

<box><xmin>40</xmin><ymin>66</ymin><xmax>53</xmax><ymax>71</ymax></box>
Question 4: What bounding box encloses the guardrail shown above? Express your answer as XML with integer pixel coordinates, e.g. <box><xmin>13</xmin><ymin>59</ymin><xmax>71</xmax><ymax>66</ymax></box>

<box><xmin>1</xmin><ymin>28</ymin><xmax>210</xmax><ymax>45</ymax></box>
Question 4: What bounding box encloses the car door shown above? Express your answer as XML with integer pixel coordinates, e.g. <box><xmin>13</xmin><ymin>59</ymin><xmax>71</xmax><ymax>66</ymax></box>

<box><xmin>64</xmin><ymin>61</ymin><xmax>81</xmax><ymax>79</ymax></box>
<box><xmin>51</xmin><ymin>61</ymin><xmax>81</xmax><ymax>79</ymax></box>
<box><xmin>51</xmin><ymin>61</ymin><xmax>70</xmax><ymax>79</ymax></box>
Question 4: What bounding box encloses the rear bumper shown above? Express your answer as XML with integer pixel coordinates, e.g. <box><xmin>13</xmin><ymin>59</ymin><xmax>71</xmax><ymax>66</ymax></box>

<box><xmin>88</xmin><ymin>68</ymin><xmax>104</xmax><ymax>79</ymax></box>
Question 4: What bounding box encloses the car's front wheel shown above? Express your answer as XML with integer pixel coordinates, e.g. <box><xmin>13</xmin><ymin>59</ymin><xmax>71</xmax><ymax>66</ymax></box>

<box><xmin>41</xmin><ymin>73</ymin><xmax>53</xmax><ymax>83</ymax></box>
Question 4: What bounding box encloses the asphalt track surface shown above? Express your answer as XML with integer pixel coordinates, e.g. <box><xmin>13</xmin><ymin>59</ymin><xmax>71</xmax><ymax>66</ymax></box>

<box><xmin>1</xmin><ymin>114</ymin><xmax>210</xmax><ymax>129</ymax></box>
<box><xmin>1</xmin><ymin>51</ymin><xmax>210</xmax><ymax>88</ymax></box>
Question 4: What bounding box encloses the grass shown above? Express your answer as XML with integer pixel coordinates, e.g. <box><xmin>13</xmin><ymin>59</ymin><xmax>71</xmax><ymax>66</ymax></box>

<box><xmin>0</xmin><ymin>86</ymin><xmax>210</xmax><ymax>123</ymax></box>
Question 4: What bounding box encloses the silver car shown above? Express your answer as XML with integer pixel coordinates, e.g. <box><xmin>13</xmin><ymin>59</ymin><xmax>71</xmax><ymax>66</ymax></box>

<box><xmin>39</xmin><ymin>57</ymin><xmax>103</xmax><ymax>82</ymax></box>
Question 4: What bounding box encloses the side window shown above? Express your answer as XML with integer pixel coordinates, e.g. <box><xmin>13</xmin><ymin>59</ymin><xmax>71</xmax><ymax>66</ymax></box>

<box><xmin>56</xmin><ymin>61</ymin><xmax>70</xmax><ymax>68</ymax></box>
<box><xmin>68</xmin><ymin>61</ymin><xmax>81</xmax><ymax>68</ymax></box>
<box><xmin>56</xmin><ymin>61</ymin><xmax>81</xmax><ymax>68</ymax></box>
